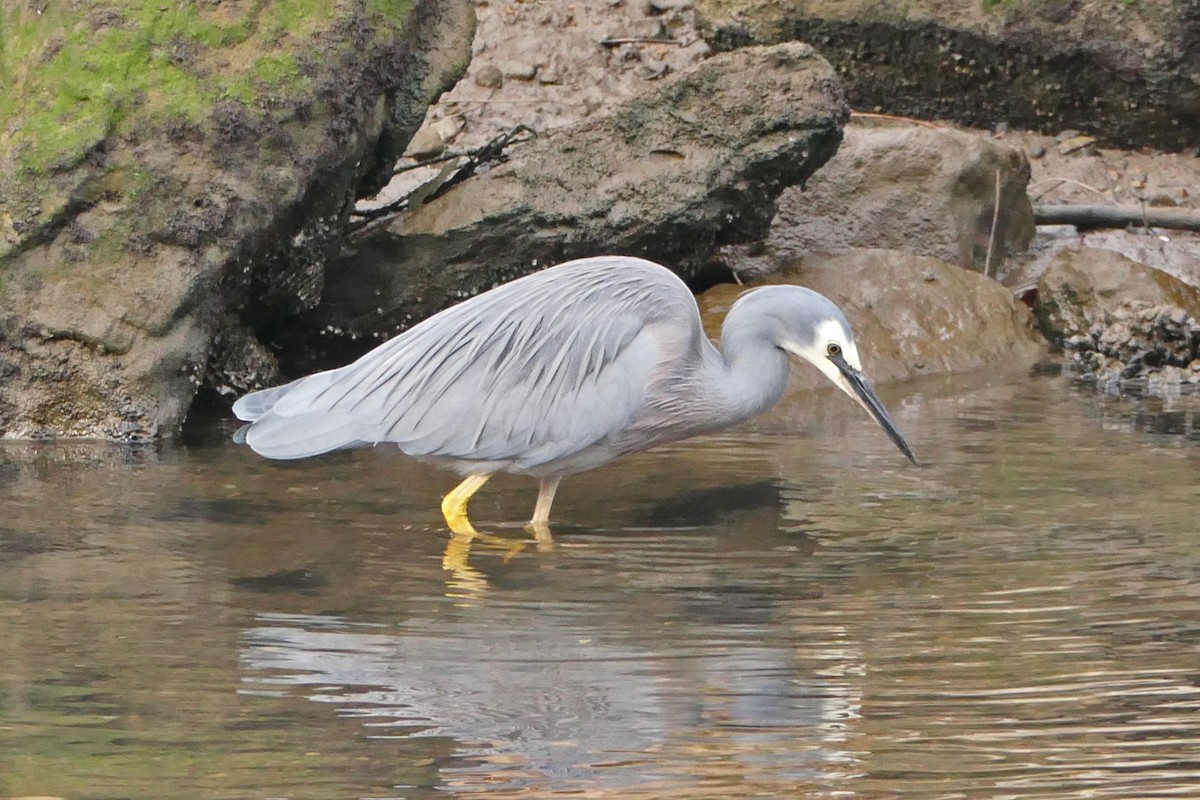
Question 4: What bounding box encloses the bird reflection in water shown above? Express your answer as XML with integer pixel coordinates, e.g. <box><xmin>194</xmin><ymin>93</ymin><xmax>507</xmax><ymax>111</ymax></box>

<box><xmin>240</xmin><ymin>608</ymin><xmax>865</xmax><ymax>793</ymax></box>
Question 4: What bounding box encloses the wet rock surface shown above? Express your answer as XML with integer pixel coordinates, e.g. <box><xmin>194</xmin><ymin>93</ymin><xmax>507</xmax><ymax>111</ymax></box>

<box><xmin>1063</xmin><ymin>303</ymin><xmax>1200</xmax><ymax>391</ymax></box>
<box><xmin>1035</xmin><ymin>249</ymin><xmax>1200</xmax><ymax>391</ymax></box>
<box><xmin>701</xmin><ymin>248</ymin><xmax>1047</xmax><ymax>392</ymax></box>
<box><xmin>312</xmin><ymin>43</ymin><xmax>849</xmax><ymax>351</ymax></box>
<box><xmin>694</xmin><ymin>0</ymin><xmax>1200</xmax><ymax>151</ymax></box>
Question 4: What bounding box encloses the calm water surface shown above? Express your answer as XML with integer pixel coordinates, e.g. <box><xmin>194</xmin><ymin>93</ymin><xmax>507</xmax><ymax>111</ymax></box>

<box><xmin>1</xmin><ymin>374</ymin><xmax>1199</xmax><ymax>799</ymax></box>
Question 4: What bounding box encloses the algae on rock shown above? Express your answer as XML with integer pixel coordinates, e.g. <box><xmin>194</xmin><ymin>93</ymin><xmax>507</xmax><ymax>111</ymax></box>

<box><xmin>0</xmin><ymin>0</ymin><xmax>474</xmax><ymax>439</ymax></box>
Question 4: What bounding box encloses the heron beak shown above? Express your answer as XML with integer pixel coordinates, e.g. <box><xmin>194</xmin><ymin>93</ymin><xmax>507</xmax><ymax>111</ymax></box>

<box><xmin>830</xmin><ymin>353</ymin><xmax>917</xmax><ymax>464</ymax></box>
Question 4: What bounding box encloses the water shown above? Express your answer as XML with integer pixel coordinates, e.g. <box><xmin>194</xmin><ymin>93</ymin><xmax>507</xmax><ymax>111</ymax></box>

<box><xmin>1</xmin><ymin>374</ymin><xmax>1198</xmax><ymax>799</ymax></box>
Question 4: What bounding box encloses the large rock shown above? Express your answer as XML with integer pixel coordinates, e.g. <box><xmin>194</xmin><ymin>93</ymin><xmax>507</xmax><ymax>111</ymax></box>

<box><xmin>700</xmin><ymin>248</ymin><xmax>1047</xmax><ymax>390</ymax></box>
<box><xmin>1034</xmin><ymin>248</ymin><xmax>1200</xmax><ymax>390</ymax></box>
<box><xmin>695</xmin><ymin>0</ymin><xmax>1200</xmax><ymax>151</ymax></box>
<box><xmin>0</xmin><ymin>1</ymin><xmax>475</xmax><ymax>439</ymax></box>
<box><xmin>1006</xmin><ymin>228</ymin><xmax>1200</xmax><ymax>296</ymax></box>
<box><xmin>730</xmin><ymin>121</ymin><xmax>1032</xmax><ymax>276</ymax></box>
<box><xmin>311</xmin><ymin>43</ymin><xmax>849</xmax><ymax>349</ymax></box>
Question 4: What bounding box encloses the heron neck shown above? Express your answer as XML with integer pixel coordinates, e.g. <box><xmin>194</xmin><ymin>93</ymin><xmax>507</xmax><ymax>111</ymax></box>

<box><xmin>709</xmin><ymin>329</ymin><xmax>792</xmax><ymax>427</ymax></box>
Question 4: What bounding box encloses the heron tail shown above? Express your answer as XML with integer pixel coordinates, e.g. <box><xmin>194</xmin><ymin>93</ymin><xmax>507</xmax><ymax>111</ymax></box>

<box><xmin>231</xmin><ymin>373</ymin><xmax>369</xmax><ymax>459</ymax></box>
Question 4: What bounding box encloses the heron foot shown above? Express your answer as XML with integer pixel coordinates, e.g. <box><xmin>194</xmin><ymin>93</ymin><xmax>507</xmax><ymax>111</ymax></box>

<box><xmin>443</xmin><ymin>508</ymin><xmax>479</xmax><ymax>537</ymax></box>
<box><xmin>441</xmin><ymin>473</ymin><xmax>493</xmax><ymax>536</ymax></box>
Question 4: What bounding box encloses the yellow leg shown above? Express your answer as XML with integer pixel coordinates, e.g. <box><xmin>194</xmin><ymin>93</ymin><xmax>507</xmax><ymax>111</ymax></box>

<box><xmin>441</xmin><ymin>473</ymin><xmax>492</xmax><ymax>535</ymax></box>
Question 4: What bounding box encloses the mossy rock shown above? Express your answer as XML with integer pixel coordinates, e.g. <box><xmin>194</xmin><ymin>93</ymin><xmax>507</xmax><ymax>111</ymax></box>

<box><xmin>0</xmin><ymin>0</ymin><xmax>475</xmax><ymax>439</ymax></box>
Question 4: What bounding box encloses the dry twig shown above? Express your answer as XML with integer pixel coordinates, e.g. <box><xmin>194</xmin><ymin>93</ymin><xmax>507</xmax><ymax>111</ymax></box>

<box><xmin>849</xmin><ymin>111</ymin><xmax>943</xmax><ymax>129</ymax></box>
<box><xmin>599</xmin><ymin>37</ymin><xmax>682</xmax><ymax>46</ymax></box>
<box><xmin>1028</xmin><ymin>177</ymin><xmax>1109</xmax><ymax>202</ymax></box>
<box><xmin>984</xmin><ymin>169</ymin><xmax>1001</xmax><ymax>278</ymax></box>
<box><xmin>350</xmin><ymin>125</ymin><xmax>538</xmax><ymax>230</ymax></box>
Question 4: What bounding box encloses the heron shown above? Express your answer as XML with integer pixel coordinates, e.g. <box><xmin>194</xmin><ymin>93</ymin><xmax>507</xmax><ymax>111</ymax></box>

<box><xmin>233</xmin><ymin>255</ymin><xmax>915</xmax><ymax>536</ymax></box>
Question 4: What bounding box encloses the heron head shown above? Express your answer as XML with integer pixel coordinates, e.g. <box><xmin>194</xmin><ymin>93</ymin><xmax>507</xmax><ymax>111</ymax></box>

<box><xmin>769</xmin><ymin>290</ymin><xmax>917</xmax><ymax>465</ymax></box>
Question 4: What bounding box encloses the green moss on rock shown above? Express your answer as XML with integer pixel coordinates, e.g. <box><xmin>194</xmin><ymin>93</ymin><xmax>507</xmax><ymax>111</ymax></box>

<box><xmin>0</xmin><ymin>1</ymin><xmax>413</xmax><ymax>176</ymax></box>
<box><xmin>0</xmin><ymin>0</ymin><xmax>474</xmax><ymax>440</ymax></box>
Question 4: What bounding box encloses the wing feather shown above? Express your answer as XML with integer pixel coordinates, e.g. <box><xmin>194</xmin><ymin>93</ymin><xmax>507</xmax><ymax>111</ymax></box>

<box><xmin>234</xmin><ymin>257</ymin><xmax>700</xmax><ymax>469</ymax></box>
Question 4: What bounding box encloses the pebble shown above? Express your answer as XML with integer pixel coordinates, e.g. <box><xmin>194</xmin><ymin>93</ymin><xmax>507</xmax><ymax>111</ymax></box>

<box><xmin>1057</xmin><ymin>134</ymin><xmax>1097</xmax><ymax>155</ymax></box>
<box><xmin>1064</xmin><ymin>300</ymin><xmax>1200</xmax><ymax>389</ymax></box>
<box><xmin>404</xmin><ymin>127</ymin><xmax>445</xmax><ymax>161</ymax></box>
<box><xmin>501</xmin><ymin>61</ymin><xmax>538</xmax><ymax>80</ymax></box>
<box><xmin>537</xmin><ymin>59</ymin><xmax>563</xmax><ymax>84</ymax></box>
<box><xmin>474</xmin><ymin>64</ymin><xmax>503</xmax><ymax>89</ymax></box>
<box><xmin>1028</xmin><ymin>143</ymin><xmax>1046</xmax><ymax>158</ymax></box>
<box><xmin>433</xmin><ymin>115</ymin><xmax>466</xmax><ymax>144</ymax></box>
<box><xmin>646</xmin><ymin>0</ymin><xmax>694</xmax><ymax>11</ymax></box>
<box><xmin>634</xmin><ymin>60</ymin><xmax>670</xmax><ymax>80</ymax></box>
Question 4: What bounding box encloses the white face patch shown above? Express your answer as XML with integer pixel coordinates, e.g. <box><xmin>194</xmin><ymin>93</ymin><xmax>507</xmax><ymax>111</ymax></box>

<box><xmin>816</xmin><ymin>319</ymin><xmax>861</xmax><ymax>370</ymax></box>
<box><xmin>780</xmin><ymin>318</ymin><xmax>864</xmax><ymax>401</ymax></box>
<box><xmin>784</xmin><ymin>319</ymin><xmax>861</xmax><ymax>368</ymax></box>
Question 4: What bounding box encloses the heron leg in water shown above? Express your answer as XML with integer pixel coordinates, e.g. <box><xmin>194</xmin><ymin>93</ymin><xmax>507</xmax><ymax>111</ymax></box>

<box><xmin>441</xmin><ymin>473</ymin><xmax>492</xmax><ymax>535</ymax></box>
<box><xmin>528</xmin><ymin>476</ymin><xmax>561</xmax><ymax>541</ymax></box>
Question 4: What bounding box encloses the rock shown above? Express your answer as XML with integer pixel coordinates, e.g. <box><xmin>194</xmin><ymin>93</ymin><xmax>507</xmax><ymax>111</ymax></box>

<box><xmin>1006</xmin><ymin>225</ymin><xmax>1200</xmax><ymax>299</ymax></box>
<box><xmin>1028</xmin><ymin>143</ymin><xmax>1046</xmax><ymax>159</ymax></box>
<box><xmin>694</xmin><ymin>0</ymin><xmax>1200</xmax><ymax>152</ymax></box>
<box><xmin>635</xmin><ymin>60</ymin><xmax>672</xmax><ymax>80</ymax></box>
<box><xmin>537</xmin><ymin>59</ymin><xmax>564</xmax><ymax>85</ymax></box>
<box><xmin>433</xmin><ymin>115</ymin><xmax>467</xmax><ymax>145</ymax></box>
<box><xmin>404</xmin><ymin>127</ymin><xmax>447</xmax><ymax>161</ymax></box>
<box><xmin>315</xmin><ymin>42</ymin><xmax>849</xmax><ymax>346</ymax></box>
<box><xmin>1034</xmin><ymin>248</ymin><xmax>1200</xmax><ymax>390</ymax></box>
<box><xmin>204</xmin><ymin>317</ymin><xmax>282</xmax><ymax>399</ymax></box>
<box><xmin>0</xmin><ymin>0</ymin><xmax>476</xmax><ymax>440</ymax></box>
<box><xmin>474</xmin><ymin>63</ymin><xmax>504</xmax><ymax>89</ymax></box>
<box><xmin>377</xmin><ymin>0</ymin><xmax>713</xmax><ymax>197</ymax></box>
<box><xmin>749</xmin><ymin>121</ymin><xmax>1032</xmax><ymax>275</ymax></box>
<box><xmin>434</xmin><ymin>112</ymin><xmax>465</xmax><ymax>143</ymax></box>
<box><xmin>501</xmin><ymin>61</ymin><xmax>539</xmax><ymax>80</ymax></box>
<box><xmin>1057</xmin><ymin>135</ymin><xmax>1098</xmax><ymax>156</ymax></box>
<box><xmin>648</xmin><ymin>0</ymin><xmax>695</xmax><ymax>11</ymax></box>
<box><xmin>1034</xmin><ymin>248</ymin><xmax>1200</xmax><ymax>344</ymax></box>
<box><xmin>699</xmin><ymin>248</ymin><xmax>1047</xmax><ymax>391</ymax></box>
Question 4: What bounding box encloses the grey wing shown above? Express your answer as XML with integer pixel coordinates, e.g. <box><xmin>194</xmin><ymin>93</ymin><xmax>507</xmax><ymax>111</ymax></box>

<box><xmin>233</xmin><ymin>257</ymin><xmax>696</xmax><ymax>469</ymax></box>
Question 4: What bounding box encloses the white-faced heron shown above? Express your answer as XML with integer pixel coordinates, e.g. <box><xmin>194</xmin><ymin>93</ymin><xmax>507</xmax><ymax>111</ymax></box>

<box><xmin>233</xmin><ymin>255</ymin><xmax>915</xmax><ymax>535</ymax></box>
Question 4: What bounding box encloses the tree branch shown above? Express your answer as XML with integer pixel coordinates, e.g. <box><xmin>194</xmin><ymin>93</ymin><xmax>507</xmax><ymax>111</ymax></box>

<box><xmin>1034</xmin><ymin>204</ymin><xmax>1200</xmax><ymax>232</ymax></box>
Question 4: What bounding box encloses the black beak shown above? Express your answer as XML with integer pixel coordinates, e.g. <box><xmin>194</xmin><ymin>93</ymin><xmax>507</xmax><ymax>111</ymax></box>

<box><xmin>831</xmin><ymin>354</ymin><xmax>917</xmax><ymax>464</ymax></box>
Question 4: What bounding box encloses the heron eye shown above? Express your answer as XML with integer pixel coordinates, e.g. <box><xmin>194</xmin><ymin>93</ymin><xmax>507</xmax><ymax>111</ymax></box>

<box><xmin>826</xmin><ymin>342</ymin><xmax>842</xmax><ymax>358</ymax></box>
